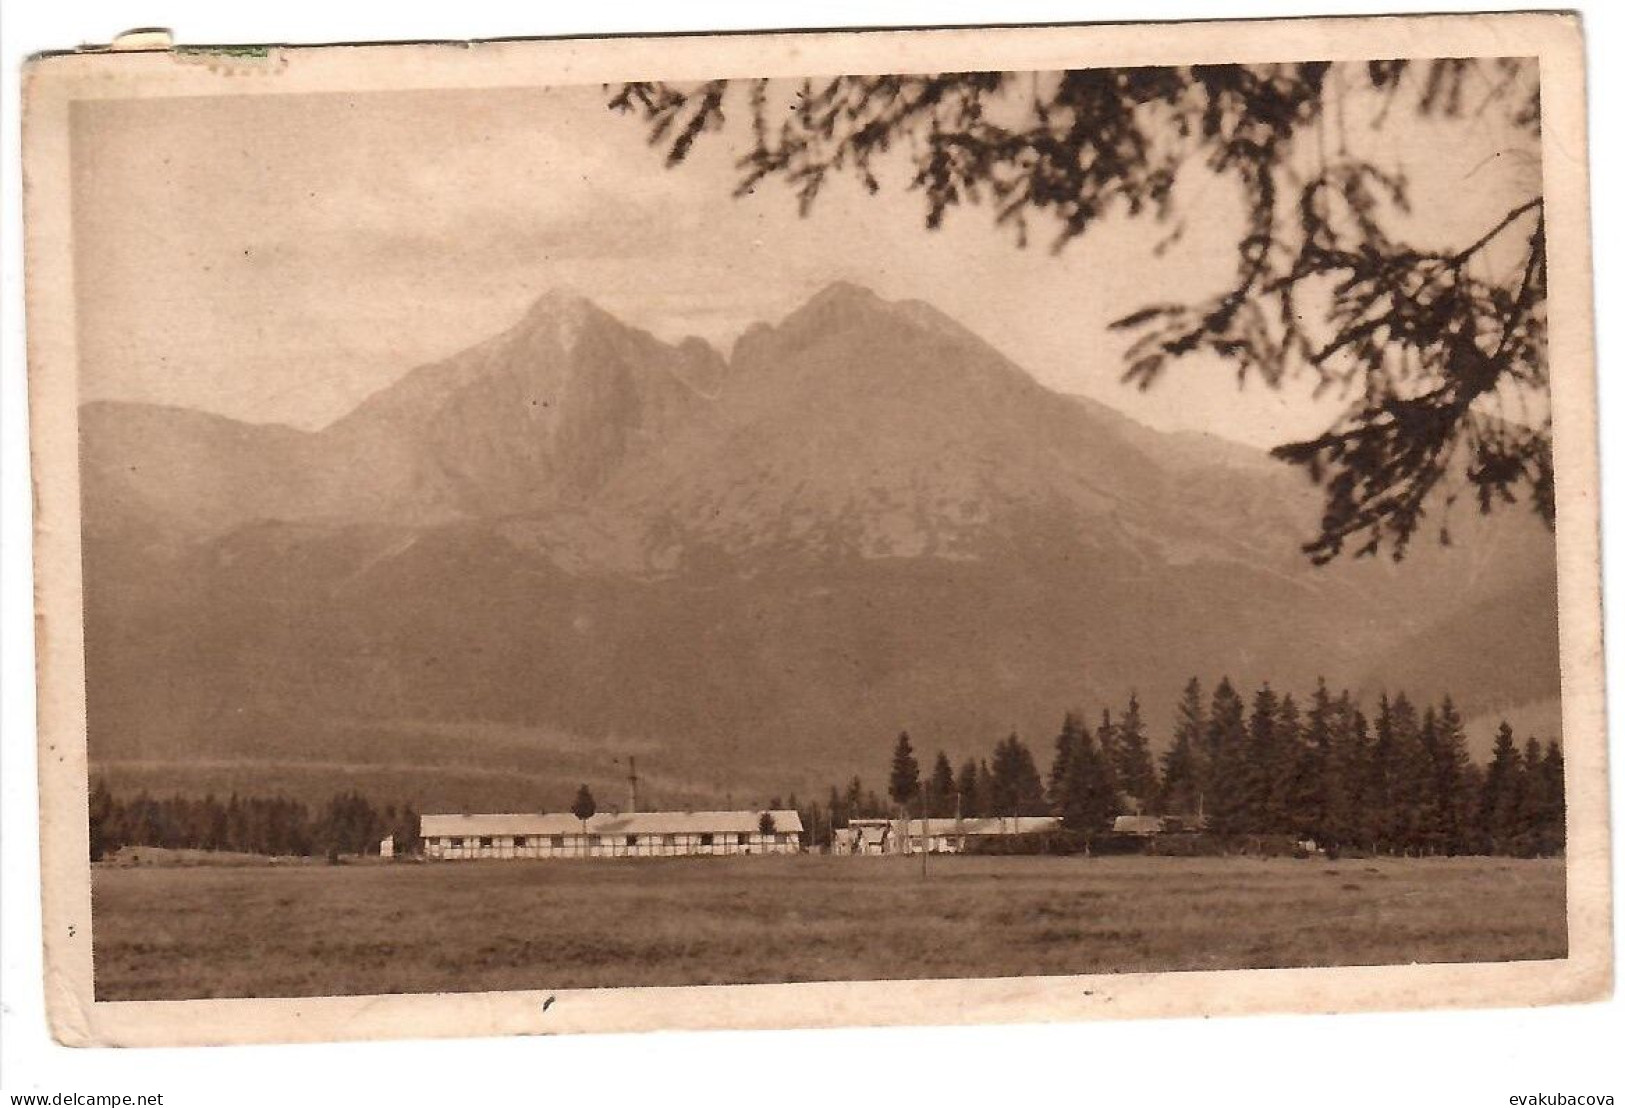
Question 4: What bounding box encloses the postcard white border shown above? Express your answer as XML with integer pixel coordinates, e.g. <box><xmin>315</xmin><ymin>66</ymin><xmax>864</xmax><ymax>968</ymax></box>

<box><xmin>22</xmin><ymin>12</ymin><xmax>1610</xmax><ymax>1047</ymax></box>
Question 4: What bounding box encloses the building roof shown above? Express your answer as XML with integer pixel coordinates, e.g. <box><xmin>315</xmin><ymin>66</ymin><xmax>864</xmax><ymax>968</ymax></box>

<box><xmin>1112</xmin><ymin>815</ymin><xmax>1166</xmax><ymax>834</ymax></box>
<box><xmin>849</xmin><ymin>816</ymin><xmax>1063</xmax><ymax>836</ymax></box>
<box><xmin>420</xmin><ymin>809</ymin><xmax>804</xmax><ymax>838</ymax></box>
<box><xmin>904</xmin><ymin>816</ymin><xmax>1062</xmax><ymax>836</ymax></box>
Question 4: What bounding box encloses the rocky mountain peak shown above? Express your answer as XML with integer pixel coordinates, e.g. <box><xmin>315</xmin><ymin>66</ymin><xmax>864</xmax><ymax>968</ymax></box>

<box><xmin>513</xmin><ymin>286</ymin><xmax>613</xmax><ymax>352</ymax></box>
<box><xmin>751</xmin><ymin>282</ymin><xmax>1001</xmax><ymax>366</ymax></box>
<box><xmin>780</xmin><ymin>280</ymin><xmax>890</xmax><ymax>329</ymax></box>
<box><xmin>805</xmin><ymin>279</ymin><xmax>883</xmax><ymax>307</ymax></box>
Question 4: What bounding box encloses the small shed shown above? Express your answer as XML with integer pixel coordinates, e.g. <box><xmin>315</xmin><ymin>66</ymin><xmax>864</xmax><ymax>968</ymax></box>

<box><xmin>856</xmin><ymin>824</ymin><xmax>889</xmax><ymax>855</ymax></box>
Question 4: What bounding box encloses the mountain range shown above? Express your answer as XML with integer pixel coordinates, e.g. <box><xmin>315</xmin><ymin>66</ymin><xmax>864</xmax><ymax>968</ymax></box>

<box><xmin>79</xmin><ymin>282</ymin><xmax>1562</xmax><ymax>811</ymax></box>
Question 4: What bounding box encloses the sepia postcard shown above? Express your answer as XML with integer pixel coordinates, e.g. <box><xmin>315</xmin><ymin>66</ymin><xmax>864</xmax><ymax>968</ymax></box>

<box><xmin>22</xmin><ymin>12</ymin><xmax>1610</xmax><ymax>1047</ymax></box>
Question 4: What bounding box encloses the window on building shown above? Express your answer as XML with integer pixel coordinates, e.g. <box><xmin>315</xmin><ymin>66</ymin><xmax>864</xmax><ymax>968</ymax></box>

<box><xmin>515</xmin><ymin>836</ymin><xmax>530</xmax><ymax>848</ymax></box>
<box><xmin>550</xmin><ymin>835</ymin><xmax>564</xmax><ymax>848</ymax></box>
<box><xmin>587</xmin><ymin>835</ymin><xmax>602</xmax><ymax>847</ymax></box>
<box><xmin>699</xmin><ymin>833</ymin><xmax>713</xmax><ymax>846</ymax></box>
<box><xmin>478</xmin><ymin>836</ymin><xmax>494</xmax><ymax>848</ymax></box>
<box><xmin>450</xmin><ymin>837</ymin><xmax>464</xmax><ymax>848</ymax></box>
<box><xmin>627</xmin><ymin>835</ymin><xmax>638</xmax><ymax>847</ymax></box>
<box><xmin>664</xmin><ymin>834</ymin><xmax>677</xmax><ymax>847</ymax></box>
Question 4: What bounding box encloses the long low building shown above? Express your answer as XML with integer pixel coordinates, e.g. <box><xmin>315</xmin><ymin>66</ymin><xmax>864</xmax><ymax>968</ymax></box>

<box><xmin>420</xmin><ymin>809</ymin><xmax>804</xmax><ymax>860</ymax></box>
<box><xmin>838</xmin><ymin>815</ymin><xmax>1062</xmax><ymax>855</ymax></box>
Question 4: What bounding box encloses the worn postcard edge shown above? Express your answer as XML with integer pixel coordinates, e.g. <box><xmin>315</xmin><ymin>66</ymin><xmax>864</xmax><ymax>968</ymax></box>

<box><xmin>21</xmin><ymin>12</ymin><xmax>1611</xmax><ymax>1047</ymax></box>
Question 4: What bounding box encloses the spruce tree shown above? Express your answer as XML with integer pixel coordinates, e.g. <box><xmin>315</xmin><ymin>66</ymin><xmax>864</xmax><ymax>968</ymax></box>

<box><xmin>1417</xmin><ymin>706</ymin><xmax>1446</xmax><ymax>850</ymax></box>
<box><xmin>958</xmin><ymin>759</ymin><xmax>982</xmax><ymax>819</ymax></box>
<box><xmin>1059</xmin><ymin>721</ymin><xmax>1117</xmax><ymax>840</ymax></box>
<box><xmin>1242</xmin><ymin>683</ymin><xmax>1282</xmax><ymax>833</ymax></box>
<box><xmin>928</xmin><ymin>752</ymin><xmax>956</xmax><ymax>818</ymax></box>
<box><xmin>1010</xmin><ymin>734</ymin><xmax>1048</xmax><ymax>817</ymax></box>
<box><xmin>1517</xmin><ymin>736</ymin><xmax>1546</xmax><ymax>842</ymax></box>
<box><xmin>1431</xmin><ymin>697</ymin><xmax>1473</xmax><ymax>852</ymax></box>
<box><xmin>1301</xmin><ymin>679</ymin><xmax>1336</xmax><ymax>841</ymax></box>
<box><xmin>1537</xmin><ymin>740</ymin><xmax>1566</xmax><ymax>854</ymax></box>
<box><xmin>797</xmin><ymin>798</ymin><xmax>822</xmax><ymax>848</ymax></box>
<box><xmin>127</xmin><ymin>792</ymin><xmax>157</xmax><ymax>849</ymax></box>
<box><xmin>225</xmin><ymin>793</ymin><xmax>245</xmax><ymax>853</ymax></box>
<box><xmin>1096</xmin><ymin>708</ymin><xmax>1120</xmax><ymax>800</ymax></box>
<box><xmin>1158</xmin><ymin>677</ymin><xmax>1204</xmax><ymax>817</ymax></box>
<box><xmin>571</xmin><ymin>783</ymin><xmax>597</xmax><ymax>838</ymax></box>
<box><xmin>88</xmin><ymin>778</ymin><xmax>115</xmax><ymax>861</ymax></box>
<box><xmin>1387</xmin><ymin>693</ymin><xmax>1427</xmax><ymax>853</ymax></box>
<box><xmin>827</xmin><ymin>785</ymin><xmax>847</xmax><ymax>830</ymax></box>
<box><xmin>987</xmin><ymin>733</ymin><xmax>1047</xmax><ymax>818</ymax></box>
<box><xmin>1480</xmin><ymin>722</ymin><xmax>1521</xmax><ymax>849</ymax></box>
<box><xmin>1048</xmin><ymin>713</ymin><xmax>1087</xmax><ymax>814</ymax></box>
<box><xmin>1458</xmin><ymin>761</ymin><xmax>1486</xmax><ymax>852</ymax></box>
<box><xmin>888</xmin><ymin>732</ymin><xmax>921</xmax><ymax>813</ymax></box>
<box><xmin>844</xmin><ymin>776</ymin><xmax>864</xmax><ymax>820</ymax></box>
<box><xmin>101</xmin><ymin>790</ymin><xmax>129</xmax><ymax>857</ymax></box>
<box><xmin>1342</xmin><ymin>707</ymin><xmax>1374</xmax><ymax>850</ymax></box>
<box><xmin>988</xmin><ymin>738</ymin><xmax>1012</xmax><ymax>817</ymax></box>
<box><xmin>1274</xmin><ymin>692</ymin><xmax>1306</xmax><ymax>835</ymax></box>
<box><xmin>1048</xmin><ymin>714</ymin><xmax>1079</xmax><ymax>812</ymax></box>
<box><xmin>1204</xmin><ymin>678</ymin><xmax>1248</xmax><ymax>836</ymax></box>
<box><xmin>1113</xmin><ymin>693</ymin><xmax>1157</xmax><ymax>813</ymax></box>
<box><xmin>206</xmin><ymin>794</ymin><xmax>230</xmax><ymax>851</ymax></box>
<box><xmin>1368</xmin><ymin>694</ymin><xmax>1398</xmax><ymax>850</ymax></box>
<box><xmin>1157</xmin><ymin>731</ymin><xmax>1199</xmax><ymax>818</ymax></box>
<box><xmin>399</xmin><ymin>802</ymin><xmax>421</xmax><ymax>856</ymax></box>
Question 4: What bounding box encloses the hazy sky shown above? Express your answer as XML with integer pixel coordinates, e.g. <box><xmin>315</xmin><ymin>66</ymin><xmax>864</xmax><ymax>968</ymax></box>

<box><xmin>71</xmin><ymin>68</ymin><xmax>1540</xmax><ymax>448</ymax></box>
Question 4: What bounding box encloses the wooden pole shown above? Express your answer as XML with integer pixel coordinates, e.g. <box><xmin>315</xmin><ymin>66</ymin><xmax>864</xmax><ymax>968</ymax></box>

<box><xmin>919</xmin><ymin>785</ymin><xmax>929</xmax><ymax>879</ymax></box>
<box><xmin>955</xmin><ymin>788</ymin><xmax>963</xmax><ymax>853</ymax></box>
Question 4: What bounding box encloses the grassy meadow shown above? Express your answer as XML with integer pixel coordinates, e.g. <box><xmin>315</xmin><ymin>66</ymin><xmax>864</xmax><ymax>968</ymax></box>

<box><xmin>91</xmin><ymin>854</ymin><xmax>1568</xmax><ymax>1000</ymax></box>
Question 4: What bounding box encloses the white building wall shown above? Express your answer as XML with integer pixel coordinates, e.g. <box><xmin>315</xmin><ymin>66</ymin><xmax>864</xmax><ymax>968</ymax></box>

<box><xmin>424</xmin><ymin>829</ymin><xmax>803</xmax><ymax>860</ymax></box>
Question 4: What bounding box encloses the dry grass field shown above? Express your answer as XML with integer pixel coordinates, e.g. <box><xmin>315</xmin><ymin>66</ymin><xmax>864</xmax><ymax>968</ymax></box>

<box><xmin>91</xmin><ymin>854</ymin><xmax>1568</xmax><ymax>1000</ymax></box>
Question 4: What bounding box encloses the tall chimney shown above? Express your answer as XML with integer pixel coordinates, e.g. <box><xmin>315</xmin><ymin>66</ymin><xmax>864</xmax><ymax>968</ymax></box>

<box><xmin>627</xmin><ymin>755</ymin><xmax>639</xmax><ymax>815</ymax></box>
